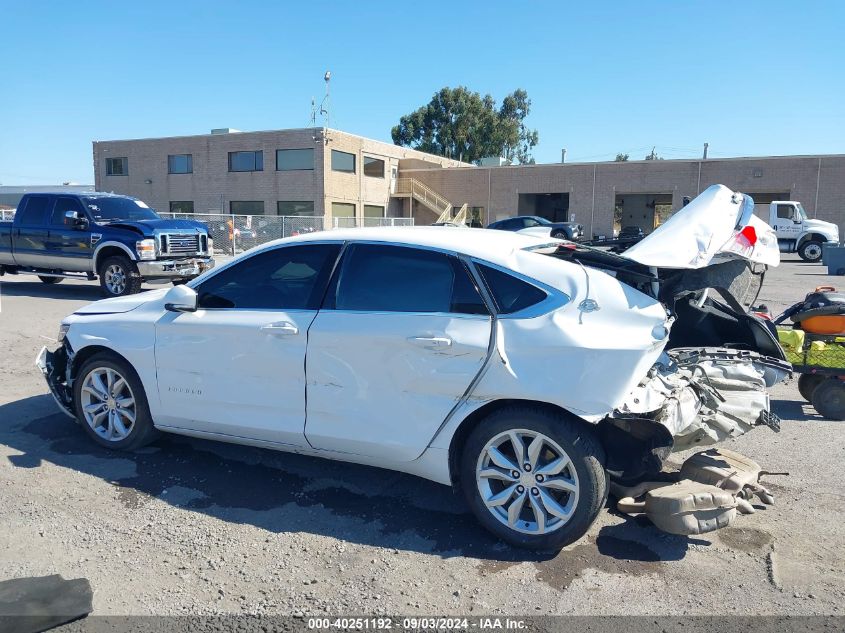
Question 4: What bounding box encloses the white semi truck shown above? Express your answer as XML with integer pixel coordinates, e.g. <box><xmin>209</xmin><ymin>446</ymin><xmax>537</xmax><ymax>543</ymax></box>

<box><xmin>766</xmin><ymin>200</ymin><xmax>839</xmax><ymax>262</ymax></box>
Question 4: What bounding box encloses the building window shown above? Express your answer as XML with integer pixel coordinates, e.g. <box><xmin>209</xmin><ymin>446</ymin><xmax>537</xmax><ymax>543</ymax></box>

<box><xmin>105</xmin><ymin>157</ymin><xmax>128</xmax><ymax>176</ymax></box>
<box><xmin>170</xmin><ymin>201</ymin><xmax>194</xmax><ymax>214</ymax></box>
<box><xmin>277</xmin><ymin>201</ymin><xmax>315</xmax><ymax>216</ymax></box>
<box><xmin>331</xmin><ymin>150</ymin><xmax>356</xmax><ymax>173</ymax></box>
<box><xmin>228</xmin><ymin>151</ymin><xmax>263</xmax><ymax>172</ymax></box>
<box><xmin>230</xmin><ymin>201</ymin><xmax>265</xmax><ymax>215</ymax></box>
<box><xmin>364</xmin><ymin>205</ymin><xmax>384</xmax><ymax>218</ymax></box>
<box><xmin>276</xmin><ymin>148</ymin><xmax>314</xmax><ymax>171</ymax></box>
<box><xmin>168</xmin><ymin>154</ymin><xmax>193</xmax><ymax>174</ymax></box>
<box><xmin>331</xmin><ymin>202</ymin><xmax>355</xmax><ymax>217</ymax></box>
<box><xmin>363</xmin><ymin>156</ymin><xmax>384</xmax><ymax>178</ymax></box>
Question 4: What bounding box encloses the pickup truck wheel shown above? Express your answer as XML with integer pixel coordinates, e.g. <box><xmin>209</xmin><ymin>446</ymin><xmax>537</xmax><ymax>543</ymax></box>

<box><xmin>38</xmin><ymin>276</ymin><xmax>63</xmax><ymax>284</ymax></box>
<box><xmin>798</xmin><ymin>240</ymin><xmax>824</xmax><ymax>262</ymax></box>
<box><xmin>99</xmin><ymin>256</ymin><xmax>142</xmax><ymax>297</ymax></box>
<box><xmin>73</xmin><ymin>353</ymin><xmax>158</xmax><ymax>450</ymax></box>
<box><xmin>811</xmin><ymin>378</ymin><xmax>845</xmax><ymax>420</ymax></box>
<box><xmin>460</xmin><ymin>406</ymin><xmax>607</xmax><ymax>551</ymax></box>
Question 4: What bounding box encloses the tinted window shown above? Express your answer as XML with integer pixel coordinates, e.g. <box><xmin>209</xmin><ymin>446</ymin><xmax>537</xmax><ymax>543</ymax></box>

<box><xmin>51</xmin><ymin>197</ymin><xmax>84</xmax><ymax>225</ymax></box>
<box><xmin>477</xmin><ymin>263</ymin><xmax>547</xmax><ymax>314</ymax></box>
<box><xmin>105</xmin><ymin>157</ymin><xmax>128</xmax><ymax>176</ymax></box>
<box><xmin>170</xmin><ymin>201</ymin><xmax>194</xmax><ymax>213</ymax></box>
<box><xmin>230</xmin><ymin>201</ymin><xmax>264</xmax><ymax>214</ymax></box>
<box><xmin>197</xmin><ymin>244</ymin><xmax>341</xmax><ymax>310</ymax></box>
<box><xmin>331</xmin><ymin>150</ymin><xmax>355</xmax><ymax>173</ymax></box>
<box><xmin>363</xmin><ymin>156</ymin><xmax>384</xmax><ymax>177</ymax></box>
<box><xmin>277</xmin><ymin>201</ymin><xmax>315</xmax><ymax>216</ymax></box>
<box><xmin>228</xmin><ymin>151</ymin><xmax>263</xmax><ymax>172</ymax></box>
<box><xmin>17</xmin><ymin>196</ymin><xmax>50</xmax><ymax>225</ymax></box>
<box><xmin>332</xmin><ymin>244</ymin><xmax>487</xmax><ymax>314</ymax></box>
<box><xmin>168</xmin><ymin>154</ymin><xmax>193</xmax><ymax>174</ymax></box>
<box><xmin>776</xmin><ymin>204</ymin><xmax>795</xmax><ymax>220</ymax></box>
<box><xmin>276</xmin><ymin>148</ymin><xmax>314</xmax><ymax>171</ymax></box>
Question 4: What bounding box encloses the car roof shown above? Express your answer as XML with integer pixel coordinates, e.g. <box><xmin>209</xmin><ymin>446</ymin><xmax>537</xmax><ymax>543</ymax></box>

<box><xmin>262</xmin><ymin>226</ymin><xmax>556</xmax><ymax>267</ymax></box>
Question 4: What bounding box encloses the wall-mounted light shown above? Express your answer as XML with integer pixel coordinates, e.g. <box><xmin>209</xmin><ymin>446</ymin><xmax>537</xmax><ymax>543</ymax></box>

<box><xmin>144</xmin><ymin>179</ymin><xmax>153</xmax><ymax>184</ymax></box>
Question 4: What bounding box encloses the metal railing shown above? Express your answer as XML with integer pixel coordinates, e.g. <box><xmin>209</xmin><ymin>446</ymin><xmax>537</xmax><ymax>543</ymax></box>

<box><xmin>0</xmin><ymin>210</ymin><xmax>15</xmax><ymax>221</ymax></box>
<box><xmin>159</xmin><ymin>213</ymin><xmax>414</xmax><ymax>255</ymax></box>
<box><xmin>394</xmin><ymin>177</ymin><xmax>452</xmax><ymax>214</ymax></box>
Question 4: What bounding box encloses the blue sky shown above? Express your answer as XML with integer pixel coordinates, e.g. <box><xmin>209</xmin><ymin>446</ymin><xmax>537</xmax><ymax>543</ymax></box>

<box><xmin>1</xmin><ymin>1</ymin><xmax>842</xmax><ymax>185</ymax></box>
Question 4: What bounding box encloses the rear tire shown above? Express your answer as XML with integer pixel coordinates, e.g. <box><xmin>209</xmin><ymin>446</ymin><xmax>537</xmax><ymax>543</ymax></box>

<box><xmin>98</xmin><ymin>256</ymin><xmax>142</xmax><ymax>297</ymax></box>
<box><xmin>797</xmin><ymin>374</ymin><xmax>824</xmax><ymax>403</ymax></box>
<box><xmin>460</xmin><ymin>406</ymin><xmax>607</xmax><ymax>551</ymax></box>
<box><xmin>38</xmin><ymin>276</ymin><xmax>63</xmax><ymax>284</ymax></box>
<box><xmin>811</xmin><ymin>378</ymin><xmax>845</xmax><ymax>420</ymax></box>
<box><xmin>798</xmin><ymin>240</ymin><xmax>823</xmax><ymax>262</ymax></box>
<box><xmin>73</xmin><ymin>352</ymin><xmax>158</xmax><ymax>450</ymax></box>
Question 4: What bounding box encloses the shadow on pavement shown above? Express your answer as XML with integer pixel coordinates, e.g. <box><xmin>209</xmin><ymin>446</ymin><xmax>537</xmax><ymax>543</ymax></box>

<box><xmin>771</xmin><ymin>398</ymin><xmax>824</xmax><ymax>422</ymax></box>
<box><xmin>1</xmin><ymin>395</ymin><xmax>698</xmax><ymax>571</ymax></box>
<box><xmin>0</xmin><ymin>280</ymin><xmax>103</xmax><ymax>302</ymax></box>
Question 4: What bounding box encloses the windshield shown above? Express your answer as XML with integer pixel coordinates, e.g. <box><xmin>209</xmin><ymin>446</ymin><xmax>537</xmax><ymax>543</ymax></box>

<box><xmin>83</xmin><ymin>196</ymin><xmax>159</xmax><ymax>222</ymax></box>
<box><xmin>531</xmin><ymin>217</ymin><xmax>552</xmax><ymax>226</ymax></box>
<box><xmin>795</xmin><ymin>203</ymin><xmax>808</xmax><ymax>221</ymax></box>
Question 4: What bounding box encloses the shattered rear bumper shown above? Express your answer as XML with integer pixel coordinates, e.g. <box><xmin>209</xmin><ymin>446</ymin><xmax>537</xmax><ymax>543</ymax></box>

<box><xmin>35</xmin><ymin>345</ymin><xmax>75</xmax><ymax>419</ymax></box>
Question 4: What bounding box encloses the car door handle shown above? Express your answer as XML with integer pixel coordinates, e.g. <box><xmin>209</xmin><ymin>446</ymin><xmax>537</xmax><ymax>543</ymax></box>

<box><xmin>407</xmin><ymin>336</ymin><xmax>452</xmax><ymax>348</ymax></box>
<box><xmin>260</xmin><ymin>321</ymin><xmax>299</xmax><ymax>336</ymax></box>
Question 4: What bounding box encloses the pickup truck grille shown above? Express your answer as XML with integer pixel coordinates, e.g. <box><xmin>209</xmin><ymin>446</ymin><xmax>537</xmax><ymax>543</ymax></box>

<box><xmin>160</xmin><ymin>233</ymin><xmax>205</xmax><ymax>257</ymax></box>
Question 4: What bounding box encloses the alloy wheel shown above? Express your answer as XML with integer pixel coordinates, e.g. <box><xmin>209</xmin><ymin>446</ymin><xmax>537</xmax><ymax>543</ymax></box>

<box><xmin>104</xmin><ymin>264</ymin><xmax>127</xmax><ymax>295</ymax></box>
<box><xmin>80</xmin><ymin>367</ymin><xmax>136</xmax><ymax>441</ymax></box>
<box><xmin>476</xmin><ymin>429</ymin><xmax>580</xmax><ymax>535</ymax></box>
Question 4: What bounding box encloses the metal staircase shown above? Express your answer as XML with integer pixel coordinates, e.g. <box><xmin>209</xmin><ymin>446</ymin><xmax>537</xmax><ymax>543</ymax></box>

<box><xmin>393</xmin><ymin>178</ymin><xmax>467</xmax><ymax>225</ymax></box>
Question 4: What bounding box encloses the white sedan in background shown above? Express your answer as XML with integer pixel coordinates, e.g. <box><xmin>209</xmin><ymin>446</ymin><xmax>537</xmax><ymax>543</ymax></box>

<box><xmin>39</xmin><ymin>185</ymin><xmax>788</xmax><ymax>550</ymax></box>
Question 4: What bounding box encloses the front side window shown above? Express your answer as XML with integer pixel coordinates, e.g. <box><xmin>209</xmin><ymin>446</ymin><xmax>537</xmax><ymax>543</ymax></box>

<box><xmin>331</xmin><ymin>150</ymin><xmax>355</xmax><ymax>173</ymax></box>
<box><xmin>196</xmin><ymin>244</ymin><xmax>341</xmax><ymax>310</ymax></box>
<box><xmin>277</xmin><ymin>201</ymin><xmax>315</xmax><ymax>216</ymax></box>
<box><xmin>105</xmin><ymin>157</ymin><xmax>128</xmax><ymax>176</ymax></box>
<box><xmin>476</xmin><ymin>263</ymin><xmax>547</xmax><ymax>314</ymax></box>
<box><xmin>170</xmin><ymin>201</ymin><xmax>194</xmax><ymax>213</ymax></box>
<box><xmin>331</xmin><ymin>244</ymin><xmax>487</xmax><ymax>314</ymax></box>
<box><xmin>276</xmin><ymin>148</ymin><xmax>314</xmax><ymax>171</ymax></box>
<box><xmin>230</xmin><ymin>201</ymin><xmax>264</xmax><ymax>215</ymax></box>
<box><xmin>51</xmin><ymin>197</ymin><xmax>84</xmax><ymax>225</ymax></box>
<box><xmin>776</xmin><ymin>204</ymin><xmax>795</xmax><ymax>220</ymax></box>
<box><xmin>168</xmin><ymin>154</ymin><xmax>193</xmax><ymax>174</ymax></box>
<box><xmin>363</xmin><ymin>156</ymin><xmax>384</xmax><ymax>178</ymax></box>
<box><xmin>228</xmin><ymin>151</ymin><xmax>263</xmax><ymax>172</ymax></box>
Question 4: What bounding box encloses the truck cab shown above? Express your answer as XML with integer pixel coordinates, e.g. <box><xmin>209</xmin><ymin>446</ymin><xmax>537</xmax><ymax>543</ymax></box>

<box><xmin>769</xmin><ymin>200</ymin><xmax>839</xmax><ymax>262</ymax></box>
<box><xmin>0</xmin><ymin>192</ymin><xmax>214</xmax><ymax>296</ymax></box>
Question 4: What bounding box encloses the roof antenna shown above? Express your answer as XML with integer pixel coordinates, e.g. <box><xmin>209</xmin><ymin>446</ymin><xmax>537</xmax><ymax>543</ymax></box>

<box><xmin>319</xmin><ymin>71</ymin><xmax>331</xmax><ymax>130</ymax></box>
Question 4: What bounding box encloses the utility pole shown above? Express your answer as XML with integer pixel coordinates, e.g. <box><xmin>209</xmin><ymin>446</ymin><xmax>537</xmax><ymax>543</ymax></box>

<box><xmin>703</xmin><ymin>142</ymin><xmax>709</xmax><ymax>160</ymax></box>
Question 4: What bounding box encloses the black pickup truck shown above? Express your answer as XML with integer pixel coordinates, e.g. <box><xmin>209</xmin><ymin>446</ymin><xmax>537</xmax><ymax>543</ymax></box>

<box><xmin>0</xmin><ymin>192</ymin><xmax>214</xmax><ymax>296</ymax></box>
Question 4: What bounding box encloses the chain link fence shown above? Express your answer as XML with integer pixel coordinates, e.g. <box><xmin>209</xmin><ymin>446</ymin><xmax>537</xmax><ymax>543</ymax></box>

<box><xmin>0</xmin><ymin>210</ymin><xmax>15</xmax><ymax>221</ymax></box>
<box><xmin>159</xmin><ymin>213</ymin><xmax>414</xmax><ymax>255</ymax></box>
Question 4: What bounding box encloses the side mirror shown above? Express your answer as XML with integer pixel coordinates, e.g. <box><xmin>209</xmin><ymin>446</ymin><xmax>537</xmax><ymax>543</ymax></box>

<box><xmin>793</xmin><ymin>216</ymin><xmax>803</xmax><ymax>224</ymax></box>
<box><xmin>164</xmin><ymin>284</ymin><xmax>198</xmax><ymax>313</ymax></box>
<box><xmin>64</xmin><ymin>210</ymin><xmax>89</xmax><ymax>230</ymax></box>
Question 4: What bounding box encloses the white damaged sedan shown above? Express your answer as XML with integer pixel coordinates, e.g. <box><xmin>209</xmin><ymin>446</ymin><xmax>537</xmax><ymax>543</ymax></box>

<box><xmin>38</xmin><ymin>185</ymin><xmax>789</xmax><ymax>550</ymax></box>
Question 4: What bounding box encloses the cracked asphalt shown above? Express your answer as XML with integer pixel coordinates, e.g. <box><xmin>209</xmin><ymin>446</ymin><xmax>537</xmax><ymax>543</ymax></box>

<box><xmin>0</xmin><ymin>254</ymin><xmax>843</xmax><ymax>616</ymax></box>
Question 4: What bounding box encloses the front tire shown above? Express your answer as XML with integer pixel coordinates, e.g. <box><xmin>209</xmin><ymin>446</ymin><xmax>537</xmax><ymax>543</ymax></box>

<box><xmin>38</xmin><ymin>276</ymin><xmax>63</xmax><ymax>284</ymax></box>
<box><xmin>99</xmin><ymin>256</ymin><xmax>142</xmax><ymax>297</ymax></box>
<box><xmin>73</xmin><ymin>353</ymin><xmax>158</xmax><ymax>450</ymax></box>
<box><xmin>797</xmin><ymin>373</ymin><xmax>824</xmax><ymax>403</ymax></box>
<box><xmin>798</xmin><ymin>240</ymin><xmax>823</xmax><ymax>262</ymax></box>
<box><xmin>460</xmin><ymin>406</ymin><xmax>607</xmax><ymax>550</ymax></box>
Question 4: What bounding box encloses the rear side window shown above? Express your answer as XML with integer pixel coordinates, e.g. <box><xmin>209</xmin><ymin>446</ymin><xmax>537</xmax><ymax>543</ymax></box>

<box><xmin>16</xmin><ymin>196</ymin><xmax>51</xmax><ymax>225</ymax></box>
<box><xmin>196</xmin><ymin>243</ymin><xmax>340</xmax><ymax>310</ymax></box>
<box><xmin>476</xmin><ymin>263</ymin><xmax>547</xmax><ymax>314</ymax></box>
<box><xmin>331</xmin><ymin>244</ymin><xmax>488</xmax><ymax>314</ymax></box>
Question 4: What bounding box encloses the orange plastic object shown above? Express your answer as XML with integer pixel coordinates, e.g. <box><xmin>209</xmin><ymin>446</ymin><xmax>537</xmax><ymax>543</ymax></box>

<box><xmin>801</xmin><ymin>315</ymin><xmax>845</xmax><ymax>335</ymax></box>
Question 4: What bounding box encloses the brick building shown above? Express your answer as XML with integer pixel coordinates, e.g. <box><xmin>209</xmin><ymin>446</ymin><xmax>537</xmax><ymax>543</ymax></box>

<box><xmin>93</xmin><ymin>127</ymin><xmax>845</xmax><ymax>237</ymax></box>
